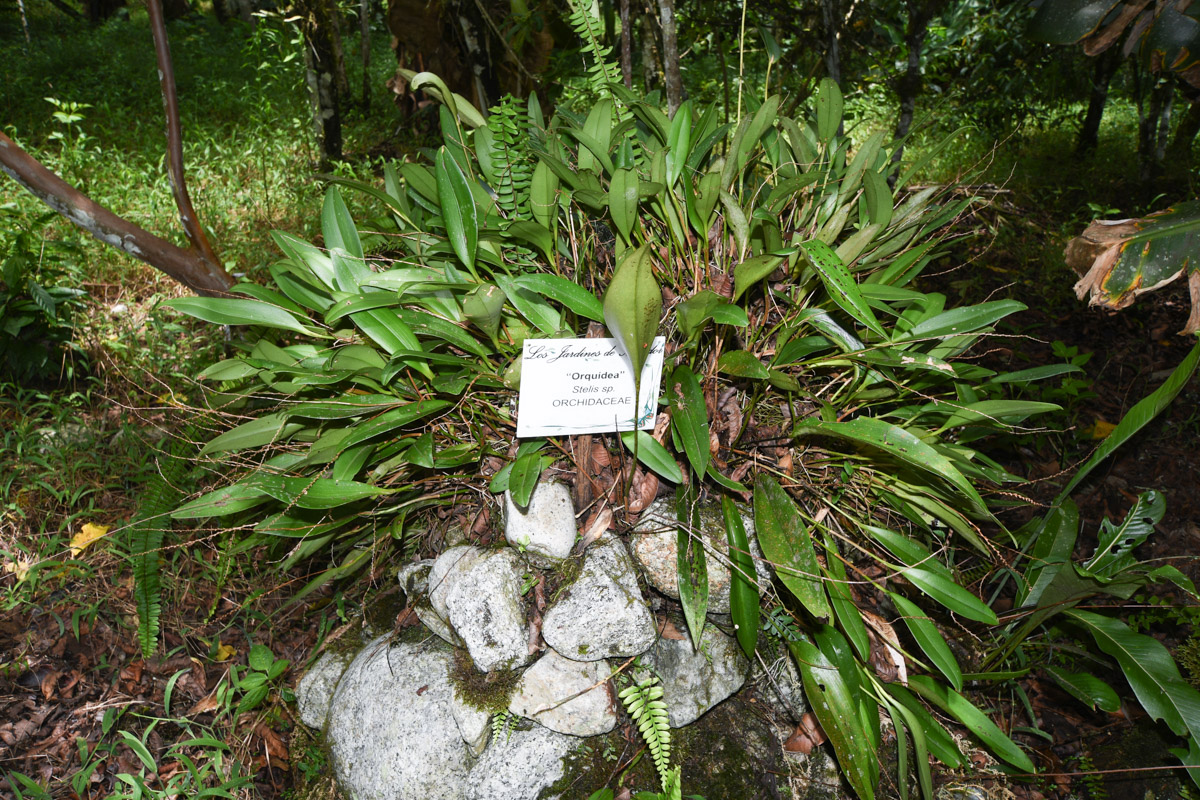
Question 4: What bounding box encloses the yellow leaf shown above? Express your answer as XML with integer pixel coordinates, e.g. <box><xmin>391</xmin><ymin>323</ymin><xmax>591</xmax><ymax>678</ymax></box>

<box><xmin>214</xmin><ymin>642</ymin><xmax>237</xmax><ymax>662</ymax></box>
<box><xmin>70</xmin><ymin>523</ymin><xmax>110</xmax><ymax>556</ymax></box>
<box><xmin>4</xmin><ymin>559</ymin><xmax>31</xmax><ymax>582</ymax></box>
<box><xmin>1082</xmin><ymin>419</ymin><xmax>1117</xmax><ymax>440</ymax></box>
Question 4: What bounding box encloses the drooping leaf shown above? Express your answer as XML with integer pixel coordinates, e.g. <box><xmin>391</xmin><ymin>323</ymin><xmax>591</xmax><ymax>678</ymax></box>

<box><xmin>723</xmin><ymin>496</ymin><xmax>759</xmax><ymax>659</ymax></box>
<box><xmin>512</xmin><ymin>274</ymin><xmax>604</xmax><ymax>322</ymax></box>
<box><xmin>1044</xmin><ymin>666</ymin><xmax>1121</xmax><ymax>713</ymax></box>
<box><xmin>676</xmin><ymin>483</ymin><xmax>709</xmax><ymax>650</ymax></box>
<box><xmin>890</xmin><ymin>592</ymin><xmax>962</xmax><ymax>690</ymax></box>
<box><xmin>788</xmin><ymin>636</ymin><xmax>878</xmax><ymax>800</ymax></box>
<box><xmin>620</xmin><ymin>431</ymin><xmax>682</xmax><ymax>484</ymax></box>
<box><xmin>603</xmin><ymin>245</ymin><xmax>662</xmax><ymax>385</ymax></box>
<box><xmin>668</xmin><ymin>364</ymin><xmax>710</xmax><ymax>480</ymax></box>
<box><xmin>753</xmin><ymin>474</ymin><xmax>831</xmax><ymax>621</ymax></box>
<box><xmin>165</xmin><ymin>297</ymin><xmax>323</xmax><ymax>338</ymax></box>
<box><xmin>201</xmin><ymin>413</ymin><xmax>305</xmax><ymax>455</ymax></box>
<box><xmin>732</xmin><ymin>253</ymin><xmax>787</xmax><ymax>301</ymax></box>
<box><xmin>1084</xmin><ymin>490</ymin><xmax>1165</xmax><ymax>579</ymax></box>
<box><xmin>907</xmin><ymin>675</ymin><xmax>1035</xmax><ymax>773</ymax></box>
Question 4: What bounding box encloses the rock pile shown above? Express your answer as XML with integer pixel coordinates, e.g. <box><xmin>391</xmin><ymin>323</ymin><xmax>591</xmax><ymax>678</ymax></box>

<box><xmin>296</xmin><ymin>480</ymin><xmax>816</xmax><ymax>799</ymax></box>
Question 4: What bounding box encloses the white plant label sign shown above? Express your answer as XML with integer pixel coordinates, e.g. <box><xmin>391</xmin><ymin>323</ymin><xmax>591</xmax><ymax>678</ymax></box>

<box><xmin>516</xmin><ymin>337</ymin><xmax>666</xmax><ymax>437</ymax></box>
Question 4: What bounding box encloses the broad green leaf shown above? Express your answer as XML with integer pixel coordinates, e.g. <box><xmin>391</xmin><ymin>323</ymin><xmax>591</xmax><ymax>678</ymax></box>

<box><xmin>251</xmin><ymin>474</ymin><xmax>391</xmax><ymax>509</ymax></box>
<box><xmin>340</xmin><ymin>399</ymin><xmax>452</xmax><ymax>450</ymax></box>
<box><xmin>508</xmin><ymin>450</ymin><xmax>544</xmax><ymax>507</ymax></box>
<box><xmin>716</xmin><ymin>350</ymin><xmax>770</xmax><ymax>381</ymax></box>
<box><xmin>463</xmin><ymin>283</ymin><xmax>506</xmax><ymax>340</ymax></box>
<box><xmin>321</xmin><ymin>186</ymin><xmax>363</xmax><ymax>261</ymax></box>
<box><xmin>608</xmin><ymin>168</ymin><xmax>639</xmax><ymax>244</ymax></box>
<box><xmin>436</xmin><ymin>146</ymin><xmax>478</xmax><ymax>273</ymax></box>
<box><xmin>172</xmin><ymin>482</ymin><xmax>271</xmax><ymax>519</ymax></box>
<box><xmin>530</xmin><ymin>160</ymin><xmax>560</xmax><ymax>232</ymax></box>
<box><xmin>165</xmin><ymin>297</ymin><xmax>323</xmax><ymax>338</ymax></box>
<box><xmin>201</xmin><ymin>413</ymin><xmax>304</xmax><ymax>455</ymax></box>
<box><xmin>675</xmin><ymin>290</ymin><xmax>748</xmax><ymax>342</ymax></box>
<box><xmin>1044</xmin><ymin>666</ymin><xmax>1121</xmax><ymax>713</ymax></box>
<box><xmin>676</xmin><ymin>483</ymin><xmax>709</xmax><ymax>650</ymax></box>
<box><xmin>898</xmin><ymin>300</ymin><xmax>1026</xmax><ymax>342</ymax></box>
<box><xmin>902</xmin><ymin>567</ymin><xmax>998</xmax><ymax>625</ymax></box>
<box><xmin>496</xmin><ymin>275</ymin><xmax>562</xmax><ymax>334</ymax></box>
<box><xmin>1028</xmin><ymin>0</ymin><xmax>1121</xmax><ymax>44</ymax></box>
<box><xmin>936</xmin><ymin>399</ymin><xmax>1062</xmax><ymax>430</ymax></box>
<box><xmin>908</xmin><ymin>675</ymin><xmax>1035</xmax><ymax>772</ymax></box>
<box><xmin>732</xmin><ymin>253</ymin><xmax>787</xmax><ymax>301</ymax></box>
<box><xmin>794</xmin><ymin>417</ymin><xmax>988</xmax><ymax>516</ymax></box>
<box><xmin>620</xmin><ymin>431</ymin><xmax>682</xmax><ymax>484</ymax></box>
<box><xmin>512</xmin><ymin>274</ymin><xmax>604</xmax><ymax>322</ymax></box>
<box><xmin>862</xmin><ymin>170</ymin><xmax>893</xmax><ymax>228</ymax></box>
<box><xmin>604</xmin><ymin>245</ymin><xmax>662</xmax><ymax>385</ymax></box>
<box><xmin>668</xmin><ymin>364</ymin><xmax>710</xmax><ymax>480</ymax></box>
<box><xmin>815</xmin><ymin>78</ymin><xmax>843</xmax><ymax>144</ymax></box>
<box><xmin>722</xmin><ymin>496</ymin><xmax>758</xmax><ymax>658</ymax></box>
<box><xmin>719</xmin><ymin>192</ymin><xmax>749</xmax><ymax>255</ymax></box>
<box><xmin>665</xmin><ymin>100</ymin><xmax>692</xmax><ymax>188</ymax></box>
<box><xmin>788</xmin><ymin>636</ymin><xmax>878</xmax><ymax>800</ymax></box>
<box><xmin>800</xmin><ymin>239</ymin><xmax>888</xmax><ymax>339</ymax></box>
<box><xmin>197</xmin><ymin>358</ymin><xmax>259</xmax><ymax>381</ymax></box>
<box><xmin>1057</xmin><ymin>340</ymin><xmax>1200</xmax><ymax>501</ymax></box>
<box><xmin>1066</xmin><ymin>609</ymin><xmax>1200</xmax><ymax>744</ymax></box>
<box><xmin>753</xmin><ymin>475</ymin><xmax>831</xmax><ymax>621</ymax></box>
<box><xmin>891</xmin><ymin>592</ymin><xmax>962</xmax><ymax>690</ymax></box>
<box><xmin>822</xmin><ymin>533</ymin><xmax>870</xmax><ymax>660</ymax></box>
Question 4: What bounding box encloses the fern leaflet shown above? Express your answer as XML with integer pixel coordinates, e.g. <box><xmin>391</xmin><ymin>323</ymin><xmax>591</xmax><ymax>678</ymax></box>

<box><xmin>619</xmin><ymin>677</ymin><xmax>672</xmax><ymax>790</ymax></box>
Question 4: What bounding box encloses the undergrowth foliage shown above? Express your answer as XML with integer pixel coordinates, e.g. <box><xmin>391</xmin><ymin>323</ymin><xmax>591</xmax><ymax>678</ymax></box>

<box><xmin>160</xmin><ymin>33</ymin><xmax>1200</xmax><ymax>800</ymax></box>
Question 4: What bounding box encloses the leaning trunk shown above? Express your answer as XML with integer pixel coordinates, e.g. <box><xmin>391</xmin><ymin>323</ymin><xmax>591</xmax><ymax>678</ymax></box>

<box><xmin>892</xmin><ymin>0</ymin><xmax>942</xmax><ymax>167</ymax></box>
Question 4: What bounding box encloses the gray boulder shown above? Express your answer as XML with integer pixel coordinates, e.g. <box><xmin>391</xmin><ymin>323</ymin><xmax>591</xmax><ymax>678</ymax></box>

<box><xmin>509</xmin><ymin>649</ymin><xmax>617</xmax><ymax>737</ymax></box>
<box><xmin>630</xmin><ymin>497</ymin><xmax>771</xmax><ymax>615</ymax></box>
<box><xmin>541</xmin><ymin>536</ymin><xmax>656</xmax><ymax>661</ymax></box>
<box><xmin>428</xmin><ymin>546</ymin><xmax>531</xmax><ymax>672</ymax></box>
<box><xmin>465</xmin><ymin>724</ymin><xmax>579</xmax><ymax>800</ymax></box>
<box><xmin>634</xmin><ymin>622</ymin><xmax>749</xmax><ymax>727</ymax></box>
<box><xmin>325</xmin><ymin>635</ymin><xmax>472</xmax><ymax>800</ymax></box>
<box><xmin>505</xmin><ymin>480</ymin><xmax>577</xmax><ymax>567</ymax></box>
<box><xmin>295</xmin><ymin>650</ymin><xmax>354</xmax><ymax>729</ymax></box>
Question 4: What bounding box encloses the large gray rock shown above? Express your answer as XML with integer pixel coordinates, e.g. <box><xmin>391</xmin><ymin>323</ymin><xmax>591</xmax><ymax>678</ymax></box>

<box><xmin>754</xmin><ymin>642</ymin><xmax>809</xmax><ymax>723</ymax></box>
<box><xmin>465</xmin><ymin>724</ymin><xmax>578</xmax><ymax>800</ymax></box>
<box><xmin>509</xmin><ymin>649</ymin><xmax>617</xmax><ymax>737</ymax></box>
<box><xmin>450</xmin><ymin>693</ymin><xmax>492</xmax><ymax>756</ymax></box>
<box><xmin>505</xmin><ymin>481</ymin><xmax>577</xmax><ymax>567</ymax></box>
<box><xmin>541</xmin><ymin>536</ymin><xmax>656</xmax><ymax>662</ymax></box>
<box><xmin>630</xmin><ymin>497</ymin><xmax>772</xmax><ymax>615</ymax></box>
<box><xmin>634</xmin><ymin>622</ymin><xmax>749</xmax><ymax>727</ymax></box>
<box><xmin>295</xmin><ymin>650</ymin><xmax>354</xmax><ymax>729</ymax></box>
<box><xmin>325</xmin><ymin>635</ymin><xmax>472</xmax><ymax>800</ymax></box>
<box><xmin>428</xmin><ymin>546</ymin><xmax>531</xmax><ymax>672</ymax></box>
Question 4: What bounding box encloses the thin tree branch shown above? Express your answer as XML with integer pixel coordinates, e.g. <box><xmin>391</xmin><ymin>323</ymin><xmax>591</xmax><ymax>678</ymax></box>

<box><xmin>0</xmin><ymin>132</ymin><xmax>235</xmax><ymax>296</ymax></box>
<box><xmin>147</xmin><ymin>0</ymin><xmax>222</xmax><ymax>273</ymax></box>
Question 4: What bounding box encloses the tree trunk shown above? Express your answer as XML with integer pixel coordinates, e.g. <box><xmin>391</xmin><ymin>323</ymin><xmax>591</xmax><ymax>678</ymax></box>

<box><xmin>891</xmin><ymin>0</ymin><xmax>943</xmax><ymax>168</ymax></box>
<box><xmin>657</xmin><ymin>0</ymin><xmax>682</xmax><ymax>116</ymax></box>
<box><xmin>1138</xmin><ymin>79</ymin><xmax>1173</xmax><ymax>184</ymax></box>
<box><xmin>641</xmin><ymin>10</ymin><xmax>660</xmax><ymax>94</ymax></box>
<box><xmin>361</xmin><ymin>0</ymin><xmax>371</xmax><ymax>109</ymax></box>
<box><xmin>820</xmin><ymin>0</ymin><xmax>841</xmax><ymax>88</ymax></box>
<box><xmin>1166</xmin><ymin>98</ymin><xmax>1200</xmax><ymax>164</ymax></box>
<box><xmin>297</xmin><ymin>0</ymin><xmax>343</xmax><ymax>164</ymax></box>
<box><xmin>619</xmin><ymin>0</ymin><xmax>632</xmax><ymax>89</ymax></box>
<box><xmin>331</xmin><ymin>10</ymin><xmax>352</xmax><ymax>102</ymax></box>
<box><xmin>0</xmin><ymin>134</ymin><xmax>234</xmax><ymax>295</ymax></box>
<box><xmin>1076</xmin><ymin>48</ymin><xmax>1121</xmax><ymax>155</ymax></box>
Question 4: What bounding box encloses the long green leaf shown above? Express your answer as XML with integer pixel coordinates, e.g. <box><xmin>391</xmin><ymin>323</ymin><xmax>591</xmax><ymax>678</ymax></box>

<box><xmin>752</xmin><ymin>475</ymin><xmax>831</xmax><ymax>621</ymax></box>
<box><xmin>891</xmin><ymin>592</ymin><xmax>962</xmax><ymax>690</ymax></box>
<box><xmin>668</xmin><ymin>364</ymin><xmax>710</xmax><ymax>480</ymax></box>
<box><xmin>603</xmin><ymin>245</ymin><xmax>662</xmax><ymax>385</ymax></box>
<box><xmin>201</xmin><ymin>413</ymin><xmax>305</xmax><ymax>455</ymax></box>
<box><xmin>620</xmin><ymin>431</ymin><xmax>682</xmax><ymax>484</ymax></box>
<box><xmin>794</xmin><ymin>417</ymin><xmax>988</xmax><ymax>515</ymax></box>
<box><xmin>676</xmin><ymin>484</ymin><xmax>708</xmax><ymax>650</ymax></box>
<box><xmin>788</xmin><ymin>636</ymin><xmax>878</xmax><ymax>800</ymax></box>
<box><xmin>1043</xmin><ymin>666</ymin><xmax>1120</xmax><ymax>713</ymax></box>
<box><xmin>722</xmin><ymin>496</ymin><xmax>758</xmax><ymax>658</ymax></box>
<box><xmin>436</xmin><ymin>146</ymin><xmax>478</xmax><ymax>273</ymax></box>
<box><xmin>800</xmin><ymin>240</ymin><xmax>887</xmax><ymax>339</ymax></box>
<box><xmin>1058</xmin><ymin>340</ymin><xmax>1200</xmax><ymax>501</ymax></box>
<box><xmin>907</xmin><ymin>675</ymin><xmax>1035</xmax><ymax>772</ymax></box>
<box><xmin>321</xmin><ymin>186</ymin><xmax>363</xmax><ymax>261</ymax></box>
<box><xmin>512</xmin><ymin>274</ymin><xmax>604</xmax><ymax>322</ymax></box>
<box><xmin>165</xmin><ymin>297</ymin><xmax>323</xmax><ymax>338</ymax></box>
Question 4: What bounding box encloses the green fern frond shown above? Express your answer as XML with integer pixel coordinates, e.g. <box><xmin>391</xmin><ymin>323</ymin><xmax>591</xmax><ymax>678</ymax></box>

<box><xmin>491</xmin><ymin>709</ymin><xmax>517</xmax><ymax>744</ymax></box>
<box><xmin>483</xmin><ymin>95</ymin><xmax>534</xmax><ymax>220</ymax></box>
<box><xmin>129</xmin><ymin>429</ymin><xmax>193</xmax><ymax>659</ymax></box>
<box><xmin>566</xmin><ymin>0</ymin><xmax>624</xmax><ymax>105</ymax></box>
<box><xmin>619</xmin><ymin>677</ymin><xmax>672</xmax><ymax>790</ymax></box>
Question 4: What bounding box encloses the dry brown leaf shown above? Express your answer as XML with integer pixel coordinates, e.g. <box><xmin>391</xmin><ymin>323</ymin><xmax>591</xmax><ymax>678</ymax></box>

<box><xmin>655</xmin><ymin>617</ymin><xmax>687</xmax><ymax>641</ymax></box>
<box><xmin>784</xmin><ymin>712</ymin><xmax>826</xmax><ymax>753</ymax></box>
<box><xmin>627</xmin><ymin>470</ymin><xmax>659</xmax><ymax>515</ymax></box>
<box><xmin>579</xmin><ymin>506</ymin><xmax>613</xmax><ymax>552</ymax></box>
<box><xmin>187</xmin><ymin>689</ymin><xmax>221</xmax><ymax>716</ymax></box>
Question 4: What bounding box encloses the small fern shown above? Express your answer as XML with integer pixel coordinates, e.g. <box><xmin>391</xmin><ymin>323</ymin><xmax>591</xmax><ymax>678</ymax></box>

<box><xmin>480</xmin><ymin>95</ymin><xmax>534</xmax><ymax>220</ymax></box>
<box><xmin>491</xmin><ymin>709</ymin><xmax>517</xmax><ymax>744</ymax></box>
<box><xmin>565</xmin><ymin>0</ymin><xmax>624</xmax><ymax>104</ymax></box>
<box><xmin>619</xmin><ymin>677</ymin><xmax>672</xmax><ymax>791</ymax></box>
<box><xmin>128</xmin><ymin>429</ymin><xmax>193</xmax><ymax>659</ymax></box>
